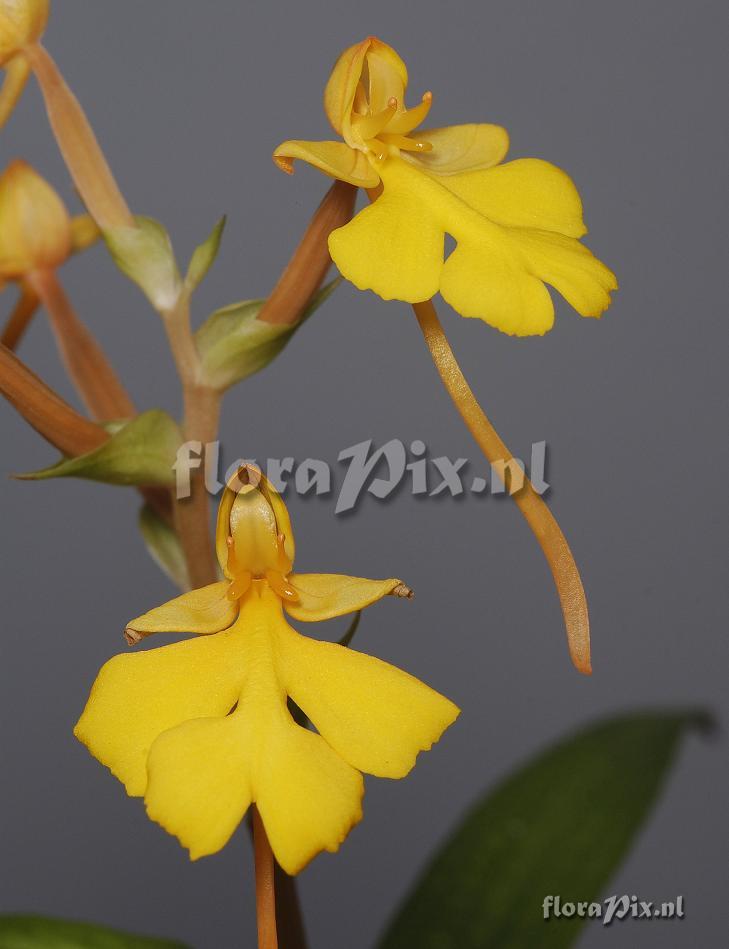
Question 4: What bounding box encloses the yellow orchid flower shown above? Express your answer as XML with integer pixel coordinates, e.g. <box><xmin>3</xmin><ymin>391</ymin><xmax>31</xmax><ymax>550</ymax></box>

<box><xmin>75</xmin><ymin>466</ymin><xmax>459</xmax><ymax>875</ymax></box>
<box><xmin>0</xmin><ymin>0</ymin><xmax>48</xmax><ymax>126</ymax></box>
<box><xmin>274</xmin><ymin>36</ymin><xmax>617</xmax><ymax>336</ymax></box>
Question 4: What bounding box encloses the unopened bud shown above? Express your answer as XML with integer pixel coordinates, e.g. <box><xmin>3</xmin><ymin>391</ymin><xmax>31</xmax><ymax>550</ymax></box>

<box><xmin>0</xmin><ymin>0</ymin><xmax>49</xmax><ymax>65</ymax></box>
<box><xmin>0</xmin><ymin>160</ymin><xmax>71</xmax><ymax>278</ymax></box>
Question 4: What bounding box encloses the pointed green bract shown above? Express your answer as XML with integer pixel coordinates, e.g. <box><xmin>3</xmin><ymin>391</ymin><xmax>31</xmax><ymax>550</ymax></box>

<box><xmin>138</xmin><ymin>504</ymin><xmax>190</xmax><ymax>590</ymax></box>
<box><xmin>196</xmin><ymin>278</ymin><xmax>340</xmax><ymax>391</ymax></box>
<box><xmin>104</xmin><ymin>216</ymin><xmax>181</xmax><ymax>311</ymax></box>
<box><xmin>185</xmin><ymin>216</ymin><xmax>226</xmax><ymax>293</ymax></box>
<box><xmin>0</xmin><ymin>915</ymin><xmax>190</xmax><ymax>949</ymax></box>
<box><xmin>16</xmin><ymin>410</ymin><xmax>181</xmax><ymax>487</ymax></box>
<box><xmin>379</xmin><ymin>710</ymin><xmax>711</xmax><ymax>949</ymax></box>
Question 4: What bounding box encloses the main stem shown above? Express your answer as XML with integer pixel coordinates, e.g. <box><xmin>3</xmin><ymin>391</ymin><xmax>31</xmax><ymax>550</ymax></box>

<box><xmin>413</xmin><ymin>300</ymin><xmax>591</xmax><ymax>674</ymax></box>
<box><xmin>161</xmin><ymin>292</ymin><xmax>220</xmax><ymax>589</ymax></box>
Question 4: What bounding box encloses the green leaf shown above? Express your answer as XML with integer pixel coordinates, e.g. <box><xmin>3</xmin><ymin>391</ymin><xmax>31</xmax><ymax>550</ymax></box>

<box><xmin>0</xmin><ymin>915</ymin><xmax>190</xmax><ymax>949</ymax></box>
<box><xmin>104</xmin><ymin>216</ymin><xmax>181</xmax><ymax>311</ymax></box>
<box><xmin>138</xmin><ymin>503</ymin><xmax>189</xmax><ymax>590</ymax></box>
<box><xmin>378</xmin><ymin>710</ymin><xmax>711</xmax><ymax>949</ymax></box>
<box><xmin>185</xmin><ymin>216</ymin><xmax>226</xmax><ymax>293</ymax></box>
<box><xmin>196</xmin><ymin>277</ymin><xmax>341</xmax><ymax>391</ymax></box>
<box><xmin>16</xmin><ymin>410</ymin><xmax>181</xmax><ymax>487</ymax></box>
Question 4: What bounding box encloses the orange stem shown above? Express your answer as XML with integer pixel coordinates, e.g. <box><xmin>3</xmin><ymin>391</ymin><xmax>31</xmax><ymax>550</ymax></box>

<box><xmin>24</xmin><ymin>43</ymin><xmax>134</xmax><ymax>230</ymax></box>
<box><xmin>1</xmin><ymin>284</ymin><xmax>40</xmax><ymax>351</ymax></box>
<box><xmin>257</xmin><ymin>180</ymin><xmax>356</xmax><ymax>326</ymax></box>
<box><xmin>253</xmin><ymin>807</ymin><xmax>279</xmax><ymax>949</ymax></box>
<box><xmin>28</xmin><ymin>269</ymin><xmax>135</xmax><ymax>422</ymax></box>
<box><xmin>413</xmin><ymin>299</ymin><xmax>591</xmax><ymax>674</ymax></box>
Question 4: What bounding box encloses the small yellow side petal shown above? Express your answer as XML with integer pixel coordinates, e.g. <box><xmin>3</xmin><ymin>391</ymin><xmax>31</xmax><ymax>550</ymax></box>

<box><xmin>277</xmin><ymin>624</ymin><xmax>460</xmax><ymax>780</ymax></box>
<box><xmin>328</xmin><ymin>181</ymin><xmax>443</xmax><ymax>302</ymax></box>
<box><xmin>273</xmin><ymin>139</ymin><xmax>379</xmax><ymax>188</ymax></box>
<box><xmin>0</xmin><ymin>54</ymin><xmax>30</xmax><ymax>129</ymax></box>
<box><xmin>74</xmin><ymin>629</ymin><xmax>244</xmax><ymax>795</ymax></box>
<box><xmin>125</xmin><ymin>582</ymin><xmax>236</xmax><ymax>641</ymax></box>
<box><xmin>145</xmin><ymin>716</ymin><xmax>252</xmax><ymax>860</ymax></box>
<box><xmin>286</xmin><ymin>574</ymin><xmax>405</xmax><ymax>622</ymax></box>
<box><xmin>255</xmin><ymin>712</ymin><xmax>364</xmax><ymax>875</ymax></box>
<box><xmin>438</xmin><ymin>158</ymin><xmax>587</xmax><ymax>238</ymax></box>
<box><xmin>406</xmin><ymin>123</ymin><xmax>510</xmax><ymax>175</ymax></box>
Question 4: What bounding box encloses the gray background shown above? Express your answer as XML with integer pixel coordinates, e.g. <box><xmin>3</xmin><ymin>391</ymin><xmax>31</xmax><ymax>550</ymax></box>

<box><xmin>1</xmin><ymin>1</ymin><xmax>726</xmax><ymax>947</ymax></box>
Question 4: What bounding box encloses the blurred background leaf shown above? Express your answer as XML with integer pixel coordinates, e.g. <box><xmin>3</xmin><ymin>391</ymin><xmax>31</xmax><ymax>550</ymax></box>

<box><xmin>0</xmin><ymin>915</ymin><xmax>191</xmax><ymax>949</ymax></box>
<box><xmin>378</xmin><ymin>709</ymin><xmax>712</xmax><ymax>949</ymax></box>
<box><xmin>196</xmin><ymin>278</ymin><xmax>340</xmax><ymax>391</ymax></box>
<box><xmin>15</xmin><ymin>410</ymin><xmax>181</xmax><ymax>487</ymax></box>
<box><xmin>138</xmin><ymin>503</ymin><xmax>189</xmax><ymax>590</ymax></box>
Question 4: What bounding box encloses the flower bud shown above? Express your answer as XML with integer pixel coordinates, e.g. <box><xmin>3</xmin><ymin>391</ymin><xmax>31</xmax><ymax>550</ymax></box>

<box><xmin>0</xmin><ymin>160</ymin><xmax>71</xmax><ymax>278</ymax></box>
<box><xmin>0</xmin><ymin>0</ymin><xmax>49</xmax><ymax>65</ymax></box>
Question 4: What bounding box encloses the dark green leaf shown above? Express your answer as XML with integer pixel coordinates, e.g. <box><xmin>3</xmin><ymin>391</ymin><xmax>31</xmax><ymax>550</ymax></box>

<box><xmin>185</xmin><ymin>216</ymin><xmax>226</xmax><ymax>292</ymax></box>
<box><xmin>196</xmin><ymin>278</ymin><xmax>340</xmax><ymax>391</ymax></box>
<box><xmin>16</xmin><ymin>410</ymin><xmax>181</xmax><ymax>487</ymax></box>
<box><xmin>104</xmin><ymin>216</ymin><xmax>181</xmax><ymax>311</ymax></box>
<box><xmin>379</xmin><ymin>710</ymin><xmax>711</xmax><ymax>949</ymax></box>
<box><xmin>0</xmin><ymin>915</ymin><xmax>190</xmax><ymax>949</ymax></box>
<box><xmin>138</xmin><ymin>504</ymin><xmax>189</xmax><ymax>590</ymax></box>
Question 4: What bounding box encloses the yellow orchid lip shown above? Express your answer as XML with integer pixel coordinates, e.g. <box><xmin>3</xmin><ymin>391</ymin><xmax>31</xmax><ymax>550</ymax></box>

<box><xmin>77</xmin><ymin>459</ymin><xmax>459</xmax><ymax>874</ymax></box>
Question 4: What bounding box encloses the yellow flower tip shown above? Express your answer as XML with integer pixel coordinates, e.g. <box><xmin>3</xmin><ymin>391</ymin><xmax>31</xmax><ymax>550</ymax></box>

<box><xmin>0</xmin><ymin>159</ymin><xmax>71</xmax><ymax>279</ymax></box>
<box><xmin>0</xmin><ymin>0</ymin><xmax>49</xmax><ymax>65</ymax></box>
<box><xmin>77</xmin><ymin>464</ymin><xmax>458</xmax><ymax>871</ymax></box>
<box><xmin>272</xmin><ymin>152</ymin><xmax>295</xmax><ymax>175</ymax></box>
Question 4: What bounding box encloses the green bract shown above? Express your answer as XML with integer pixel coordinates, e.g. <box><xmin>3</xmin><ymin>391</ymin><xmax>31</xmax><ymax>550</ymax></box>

<box><xmin>16</xmin><ymin>410</ymin><xmax>181</xmax><ymax>486</ymax></box>
<box><xmin>196</xmin><ymin>278</ymin><xmax>340</xmax><ymax>391</ymax></box>
<box><xmin>103</xmin><ymin>216</ymin><xmax>181</xmax><ymax>311</ymax></box>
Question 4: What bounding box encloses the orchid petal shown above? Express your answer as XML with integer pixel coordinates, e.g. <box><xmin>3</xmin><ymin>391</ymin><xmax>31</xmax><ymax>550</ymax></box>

<box><xmin>277</xmin><ymin>623</ymin><xmax>460</xmax><ymax>779</ymax></box>
<box><xmin>74</xmin><ymin>628</ymin><xmax>245</xmax><ymax>795</ymax></box>
<box><xmin>273</xmin><ymin>139</ymin><xmax>379</xmax><ymax>188</ymax></box>
<box><xmin>405</xmin><ymin>123</ymin><xmax>510</xmax><ymax>175</ymax></box>
<box><xmin>286</xmin><ymin>574</ymin><xmax>407</xmax><ymax>622</ymax></box>
<box><xmin>124</xmin><ymin>582</ymin><xmax>237</xmax><ymax>643</ymax></box>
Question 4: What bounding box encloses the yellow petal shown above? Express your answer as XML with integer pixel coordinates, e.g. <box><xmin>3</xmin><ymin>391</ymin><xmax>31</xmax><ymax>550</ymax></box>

<box><xmin>124</xmin><ymin>581</ymin><xmax>237</xmax><ymax>643</ymax></box>
<box><xmin>439</xmin><ymin>226</ymin><xmax>557</xmax><ymax>336</ymax></box>
<box><xmin>328</xmin><ymin>175</ymin><xmax>443</xmax><ymax>303</ymax></box>
<box><xmin>330</xmin><ymin>157</ymin><xmax>615</xmax><ymax>334</ymax></box>
<box><xmin>148</xmin><ymin>705</ymin><xmax>363</xmax><ymax>873</ymax></box>
<box><xmin>323</xmin><ymin>39</ymin><xmax>370</xmax><ymax>135</ymax></box>
<box><xmin>0</xmin><ymin>54</ymin><xmax>30</xmax><ymax>129</ymax></box>
<box><xmin>70</xmin><ymin>214</ymin><xmax>100</xmax><ymax>254</ymax></box>
<box><xmin>255</xmin><ymin>709</ymin><xmax>364</xmax><ymax>875</ymax></box>
<box><xmin>273</xmin><ymin>139</ymin><xmax>379</xmax><ymax>188</ymax></box>
<box><xmin>437</xmin><ymin>158</ymin><xmax>587</xmax><ymax>238</ymax></box>
<box><xmin>74</xmin><ymin>628</ymin><xmax>245</xmax><ymax>795</ymax></box>
<box><xmin>405</xmin><ymin>123</ymin><xmax>510</xmax><ymax>175</ymax></box>
<box><xmin>276</xmin><ymin>623</ymin><xmax>460</xmax><ymax>779</ymax></box>
<box><xmin>285</xmin><ymin>574</ymin><xmax>407</xmax><ymax>622</ymax></box>
<box><xmin>364</xmin><ymin>39</ymin><xmax>408</xmax><ymax>115</ymax></box>
<box><xmin>512</xmin><ymin>229</ymin><xmax>618</xmax><ymax>318</ymax></box>
<box><xmin>145</xmin><ymin>715</ymin><xmax>253</xmax><ymax>860</ymax></box>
